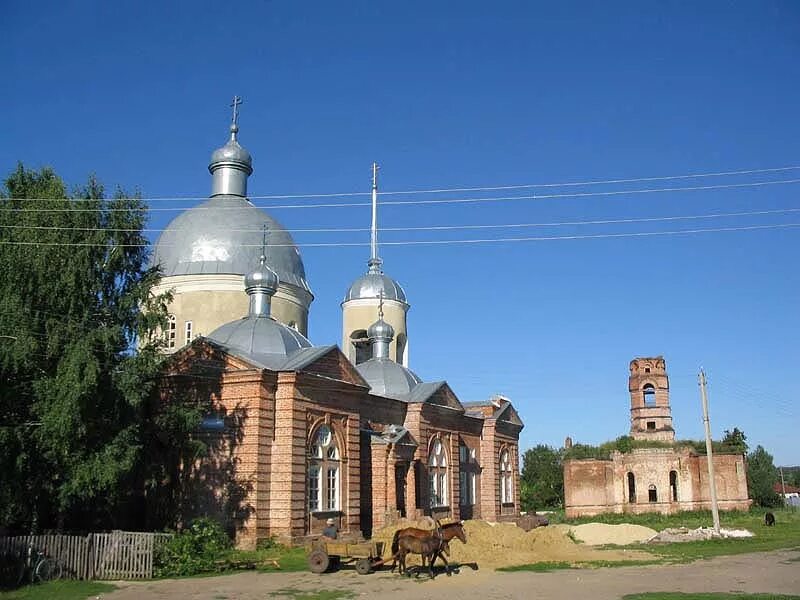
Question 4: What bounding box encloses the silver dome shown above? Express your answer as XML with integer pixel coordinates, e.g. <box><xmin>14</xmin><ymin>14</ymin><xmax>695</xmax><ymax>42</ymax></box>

<box><xmin>344</xmin><ymin>271</ymin><xmax>407</xmax><ymax>304</ymax></box>
<box><xmin>356</xmin><ymin>359</ymin><xmax>422</xmax><ymax>400</ymax></box>
<box><xmin>245</xmin><ymin>257</ymin><xmax>278</xmax><ymax>294</ymax></box>
<box><xmin>210</xmin><ymin>137</ymin><xmax>252</xmax><ymax>173</ymax></box>
<box><xmin>368</xmin><ymin>318</ymin><xmax>394</xmax><ymax>341</ymax></box>
<box><xmin>151</xmin><ymin>195</ymin><xmax>311</xmax><ymax>293</ymax></box>
<box><xmin>207</xmin><ymin>315</ymin><xmax>311</xmax><ymax>362</ymax></box>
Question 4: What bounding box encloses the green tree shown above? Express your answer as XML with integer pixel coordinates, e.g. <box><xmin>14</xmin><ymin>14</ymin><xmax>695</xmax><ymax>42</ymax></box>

<box><xmin>721</xmin><ymin>427</ymin><xmax>748</xmax><ymax>454</ymax></box>
<box><xmin>520</xmin><ymin>444</ymin><xmax>563</xmax><ymax>511</ymax></box>
<box><xmin>0</xmin><ymin>164</ymin><xmax>170</xmax><ymax>533</ymax></box>
<box><xmin>746</xmin><ymin>445</ymin><xmax>782</xmax><ymax>508</ymax></box>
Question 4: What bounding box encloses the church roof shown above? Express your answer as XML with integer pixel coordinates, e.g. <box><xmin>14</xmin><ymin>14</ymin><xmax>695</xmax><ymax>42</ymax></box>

<box><xmin>150</xmin><ymin>195</ymin><xmax>311</xmax><ymax>293</ymax></box>
<box><xmin>356</xmin><ymin>358</ymin><xmax>422</xmax><ymax>400</ymax></box>
<box><xmin>206</xmin><ymin>314</ymin><xmax>312</xmax><ymax>368</ymax></box>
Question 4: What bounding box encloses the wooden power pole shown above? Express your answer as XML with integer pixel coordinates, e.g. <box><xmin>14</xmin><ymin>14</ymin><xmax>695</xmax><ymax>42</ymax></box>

<box><xmin>699</xmin><ymin>368</ymin><xmax>721</xmax><ymax>534</ymax></box>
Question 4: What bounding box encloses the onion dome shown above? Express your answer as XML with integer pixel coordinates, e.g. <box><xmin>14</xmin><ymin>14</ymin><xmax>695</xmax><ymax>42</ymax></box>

<box><xmin>151</xmin><ymin>99</ymin><xmax>312</xmax><ymax>299</ymax></box>
<box><xmin>207</xmin><ymin>254</ymin><xmax>311</xmax><ymax>361</ymax></box>
<box><xmin>245</xmin><ymin>254</ymin><xmax>278</xmax><ymax>297</ymax></box>
<box><xmin>344</xmin><ymin>259</ymin><xmax>407</xmax><ymax>304</ymax></box>
<box><xmin>209</xmin><ymin>124</ymin><xmax>253</xmax><ymax>175</ymax></box>
<box><xmin>367</xmin><ymin>317</ymin><xmax>394</xmax><ymax>344</ymax></box>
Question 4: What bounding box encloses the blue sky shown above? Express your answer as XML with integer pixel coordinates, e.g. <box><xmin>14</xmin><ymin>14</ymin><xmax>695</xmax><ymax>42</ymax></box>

<box><xmin>2</xmin><ymin>2</ymin><xmax>799</xmax><ymax>465</ymax></box>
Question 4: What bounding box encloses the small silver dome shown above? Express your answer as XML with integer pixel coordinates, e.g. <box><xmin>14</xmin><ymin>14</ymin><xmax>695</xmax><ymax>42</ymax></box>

<box><xmin>207</xmin><ymin>315</ymin><xmax>311</xmax><ymax>361</ymax></box>
<box><xmin>344</xmin><ymin>271</ymin><xmax>407</xmax><ymax>304</ymax></box>
<box><xmin>245</xmin><ymin>256</ymin><xmax>278</xmax><ymax>294</ymax></box>
<box><xmin>151</xmin><ymin>195</ymin><xmax>311</xmax><ymax>293</ymax></box>
<box><xmin>367</xmin><ymin>318</ymin><xmax>394</xmax><ymax>341</ymax></box>
<box><xmin>356</xmin><ymin>358</ymin><xmax>422</xmax><ymax>400</ymax></box>
<box><xmin>209</xmin><ymin>134</ymin><xmax>253</xmax><ymax>173</ymax></box>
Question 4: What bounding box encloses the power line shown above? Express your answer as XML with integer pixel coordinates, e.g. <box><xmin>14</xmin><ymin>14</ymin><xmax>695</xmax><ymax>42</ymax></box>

<box><xmin>1</xmin><ymin>207</ymin><xmax>798</xmax><ymax>234</ymax></box>
<box><xmin>3</xmin><ymin>178</ymin><xmax>800</xmax><ymax>212</ymax></box>
<box><xmin>0</xmin><ymin>222</ymin><xmax>797</xmax><ymax>248</ymax></box>
<box><xmin>6</xmin><ymin>164</ymin><xmax>800</xmax><ymax>203</ymax></box>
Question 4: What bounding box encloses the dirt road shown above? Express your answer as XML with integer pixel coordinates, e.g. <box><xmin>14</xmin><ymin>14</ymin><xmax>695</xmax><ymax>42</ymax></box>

<box><xmin>97</xmin><ymin>549</ymin><xmax>800</xmax><ymax>600</ymax></box>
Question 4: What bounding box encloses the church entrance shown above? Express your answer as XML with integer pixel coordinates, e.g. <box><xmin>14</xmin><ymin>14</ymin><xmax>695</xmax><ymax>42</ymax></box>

<box><xmin>394</xmin><ymin>463</ymin><xmax>407</xmax><ymax>518</ymax></box>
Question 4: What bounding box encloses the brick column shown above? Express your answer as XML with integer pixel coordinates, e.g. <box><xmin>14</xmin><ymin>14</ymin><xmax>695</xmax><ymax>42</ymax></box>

<box><xmin>479</xmin><ymin>423</ymin><xmax>498</xmax><ymax>521</ymax></box>
<box><xmin>268</xmin><ymin>373</ymin><xmax>307</xmax><ymax>544</ymax></box>
<box><xmin>371</xmin><ymin>443</ymin><xmax>388</xmax><ymax>531</ymax></box>
<box><xmin>406</xmin><ymin>459</ymin><xmax>418</xmax><ymax>519</ymax></box>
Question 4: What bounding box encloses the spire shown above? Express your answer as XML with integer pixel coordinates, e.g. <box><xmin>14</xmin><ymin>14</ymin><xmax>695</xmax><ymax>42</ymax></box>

<box><xmin>367</xmin><ymin>291</ymin><xmax>394</xmax><ymax>360</ymax></box>
<box><xmin>209</xmin><ymin>95</ymin><xmax>253</xmax><ymax>197</ymax></box>
<box><xmin>368</xmin><ymin>161</ymin><xmax>382</xmax><ymax>274</ymax></box>
<box><xmin>244</xmin><ymin>224</ymin><xmax>278</xmax><ymax>317</ymax></box>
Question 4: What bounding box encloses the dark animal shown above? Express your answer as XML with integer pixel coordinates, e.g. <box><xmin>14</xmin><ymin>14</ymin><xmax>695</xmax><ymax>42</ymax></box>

<box><xmin>765</xmin><ymin>512</ymin><xmax>775</xmax><ymax>526</ymax></box>
<box><xmin>395</xmin><ymin>529</ymin><xmax>446</xmax><ymax>579</ymax></box>
<box><xmin>390</xmin><ymin>521</ymin><xmax>467</xmax><ymax>574</ymax></box>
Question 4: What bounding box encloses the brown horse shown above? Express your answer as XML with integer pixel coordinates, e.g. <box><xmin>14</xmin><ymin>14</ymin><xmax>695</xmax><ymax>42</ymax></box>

<box><xmin>390</xmin><ymin>521</ymin><xmax>467</xmax><ymax>574</ymax></box>
<box><xmin>395</xmin><ymin>529</ymin><xmax>446</xmax><ymax>579</ymax></box>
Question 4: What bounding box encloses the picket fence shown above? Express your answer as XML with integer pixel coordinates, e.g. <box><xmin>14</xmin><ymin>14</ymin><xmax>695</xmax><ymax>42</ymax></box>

<box><xmin>0</xmin><ymin>531</ymin><xmax>173</xmax><ymax>580</ymax></box>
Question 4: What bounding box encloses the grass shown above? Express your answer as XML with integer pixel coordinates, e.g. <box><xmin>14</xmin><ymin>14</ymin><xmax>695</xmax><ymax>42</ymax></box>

<box><xmin>622</xmin><ymin>594</ymin><xmax>800</xmax><ymax>600</ymax></box>
<box><xmin>0</xmin><ymin>581</ymin><xmax>116</xmax><ymax>600</ymax></box>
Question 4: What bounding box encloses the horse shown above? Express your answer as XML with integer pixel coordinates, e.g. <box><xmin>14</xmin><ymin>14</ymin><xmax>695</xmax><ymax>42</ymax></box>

<box><xmin>765</xmin><ymin>512</ymin><xmax>775</xmax><ymax>526</ymax></box>
<box><xmin>390</xmin><ymin>521</ymin><xmax>467</xmax><ymax>574</ymax></box>
<box><xmin>395</xmin><ymin>529</ymin><xmax>446</xmax><ymax>579</ymax></box>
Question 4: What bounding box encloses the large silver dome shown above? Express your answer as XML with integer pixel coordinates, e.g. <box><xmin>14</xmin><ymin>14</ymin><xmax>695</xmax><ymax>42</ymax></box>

<box><xmin>207</xmin><ymin>315</ymin><xmax>311</xmax><ymax>363</ymax></box>
<box><xmin>151</xmin><ymin>195</ymin><xmax>311</xmax><ymax>292</ymax></box>
<box><xmin>344</xmin><ymin>271</ymin><xmax>407</xmax><ymax>304</ymax></box>
<box><xmin>356</xmin><ymin>359</ymin><xmax>422</xmax><ymax>400</ymax></box>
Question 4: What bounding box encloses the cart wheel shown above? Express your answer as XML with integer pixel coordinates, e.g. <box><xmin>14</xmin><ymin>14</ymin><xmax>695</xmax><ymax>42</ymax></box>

<box><xmin>355</xmin><ymin>558</ymin><xmax>372</xmax><ymax>575</ymax></box>
<box><xmin>308</xmin><ymin>550</ymin><xmax>330</xmax><ymax>574</ymax></box>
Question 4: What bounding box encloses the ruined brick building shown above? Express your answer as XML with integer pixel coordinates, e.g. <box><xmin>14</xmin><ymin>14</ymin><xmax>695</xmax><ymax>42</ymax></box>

<box><xmin>149</xmin><ymin>112</ymin><xmax>523</xmax><ymax>548</ymax></box>
<box><xmin>563</xmin><ymin>357</ymin><xmax>750</xmax><ymax>518</ymax></box>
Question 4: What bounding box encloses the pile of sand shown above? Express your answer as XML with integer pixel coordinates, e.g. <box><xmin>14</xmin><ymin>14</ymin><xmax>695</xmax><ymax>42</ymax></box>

<box><xmin>373</xmin><ymin>519</ymin><xmax>649</xmax><ymax>569</ymax></box>
<box><xmin>569</xmin><ymin>523</ymin><xmax>658</xmax><ymax>546</ymax></box>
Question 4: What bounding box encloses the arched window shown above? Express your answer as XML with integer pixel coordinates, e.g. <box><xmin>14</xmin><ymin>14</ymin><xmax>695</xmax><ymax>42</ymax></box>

<box><xmin>499</xmin><ymin>449</ymin><xmax>513</xmax><ymax>504</ymax></box>
<box><xmin>350</xmin><ymin>330</ymin><xmax>371</xmax><ymax>365</ymax></box>
<box><xmin>627</xmin><ymin>472</ymin><xmax>636</xmax><ymax>503</ymax></box>
<box><xmin>643</xmin><ymin>384</ymin><xmax>656</xmax><ymax>407</ymax></box>
<box><xmin>308</xmin><ymin>424</ymin><xmax>340</xmax><ymax>512</ymax></box>
<box><xmin>669</xmin><ymin>470</ymin><xmax>678</xmax><ymax>502</ymax></box>
<box><xmin>648</xmin><ymin>484</ymin><xmax>657</xmax><ymax>503</ymax></box>
<box><xmin>428</xmin><ymin>438</ymin><xmax>448</xmax><ymax>507</ymax></box>
<box><xmin>166</xmin><ymin>315</ymin><xmax>176</xmax><ymax>349</ymax></box>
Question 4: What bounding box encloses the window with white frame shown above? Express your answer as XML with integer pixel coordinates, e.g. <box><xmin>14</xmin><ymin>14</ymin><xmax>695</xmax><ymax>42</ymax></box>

<box><xmin>428</xmin><ymin>438</ymin><xmax>448</xmax><ymax>507</ymax></box>
<box><xmin>500</xmin><ymin>448</ymin><xmax>513</xmax><ymax>504</ymax></box>
<box><xmin>166</xmin><ymin>314</ymin><xmax>176</xmax><ymax>349</ymax></box>
<box><xmin>185</xmin><ymin>320</ymin><xmax>193</xmax><ymax>345</ymax></box>
<box><xmin>308</xmin><ymin>424</ymin><xmax>340</xmax><ymax>512</ymax></box>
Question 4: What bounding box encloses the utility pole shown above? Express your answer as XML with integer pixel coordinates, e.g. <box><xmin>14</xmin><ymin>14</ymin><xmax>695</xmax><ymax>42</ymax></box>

<box><xmin>699</xmin><ymin>368</ymin><xmax>721</xmax><ymax>534</ymax></box>
<box><xmin>780</xmin><ymin>467</ymin><xmax>787</xmax><ymax>498</ymax></box>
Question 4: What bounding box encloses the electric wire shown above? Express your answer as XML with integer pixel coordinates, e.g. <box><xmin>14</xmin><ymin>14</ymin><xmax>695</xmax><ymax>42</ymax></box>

<box><xmin>3</xmin><ymin>178</ymin><xmax>800</xmax><ymax>212</ymax></box>
<box><xmin>0</xmin><ymin>207</ymin><xmax>798</xmax><ymax>235</ymax></box>
<box><xmin>0</xmin><ymin>222</ymin><xmax>797</xmax><ymax>247</ymax></box>
<box><xmin>5</xmin><ymin>164</ymin><xmax>800</xmax><ymax>203</ymax></box>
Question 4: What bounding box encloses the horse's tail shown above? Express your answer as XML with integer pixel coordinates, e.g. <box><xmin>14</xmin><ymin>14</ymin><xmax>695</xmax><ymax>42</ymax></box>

<box><xmin>391</xmin><ymin>529</ymin><xmax>401</xmax><ymax>555</ymax></box>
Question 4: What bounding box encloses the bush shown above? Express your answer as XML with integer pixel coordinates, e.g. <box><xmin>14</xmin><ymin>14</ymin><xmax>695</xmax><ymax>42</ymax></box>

<box><xmin>154</xmin><ymin>518</ymin><xmax>232</xmax><ymax>577</ymax></box>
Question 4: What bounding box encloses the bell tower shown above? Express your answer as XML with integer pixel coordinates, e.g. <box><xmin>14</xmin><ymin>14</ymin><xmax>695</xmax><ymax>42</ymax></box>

<box><xmin>629</xmin><ymin>356</ymin><xmax>674</xmax><ymax>442</ymax></box>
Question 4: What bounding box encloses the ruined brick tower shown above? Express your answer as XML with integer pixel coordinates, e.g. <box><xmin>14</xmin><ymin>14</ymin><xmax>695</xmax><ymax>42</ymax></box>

<box><xmin>629</xmin><ymin>356</ymin><xmax>675</xmax><ymax>442</ymax></box>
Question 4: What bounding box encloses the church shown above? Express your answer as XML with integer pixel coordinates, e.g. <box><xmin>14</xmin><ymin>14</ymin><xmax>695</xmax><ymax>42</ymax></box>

<box><xmin>563</xmin><ymin>357</ymin><xmax>750</xmax><ymax>517</ymax></box>
<box><xmin>148</xmin><ymin>105</ymin><xmax>524</xmax><ymax>548</ymax></box>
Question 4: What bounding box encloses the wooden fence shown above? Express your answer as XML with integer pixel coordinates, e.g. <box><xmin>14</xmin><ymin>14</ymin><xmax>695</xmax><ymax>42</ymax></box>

<box><xmin>0</xmin><ymin>531</ymin><xmax>173</xmax><ymax>580</ymax></box>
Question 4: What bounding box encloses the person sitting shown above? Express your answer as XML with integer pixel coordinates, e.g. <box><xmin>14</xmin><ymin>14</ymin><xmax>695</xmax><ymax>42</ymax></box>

<box><xmin>322</xmin><ymin>518</ymin><xmax>338</xmax><ymax>539</ymax></box>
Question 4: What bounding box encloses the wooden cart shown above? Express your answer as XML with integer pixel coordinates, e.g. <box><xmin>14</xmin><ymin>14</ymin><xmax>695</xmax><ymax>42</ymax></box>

<box><xmin>306</xmin><ymin>539</ymin><xmax>386</xmax><ymax>575</ymax></box>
